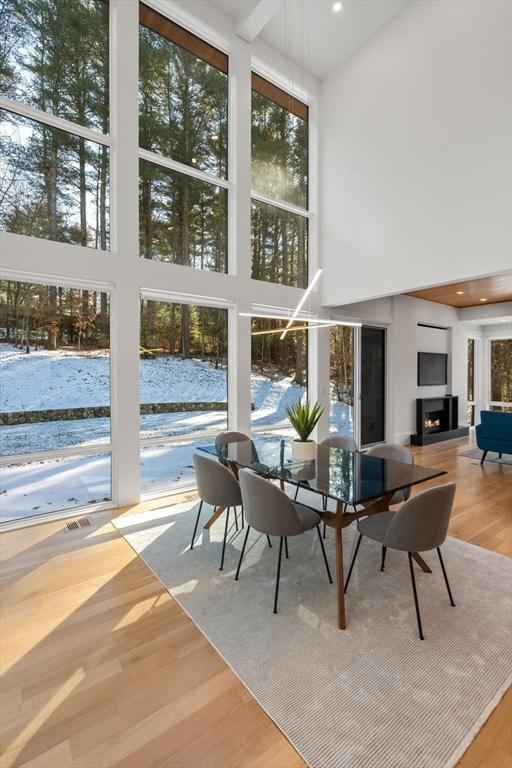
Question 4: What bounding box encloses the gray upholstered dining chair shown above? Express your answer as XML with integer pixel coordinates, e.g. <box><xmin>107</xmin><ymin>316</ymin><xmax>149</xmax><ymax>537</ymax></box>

<box><xmin>344</xmin><ymin>482</ymin><xmax>456</xmax><ymax>640</ymax></box>
<box><xmin>236</xmin><ymin>468</ymin><xmax>333</xmax><ymax>613</ymax></box>
<box><xmin>366</xmin><ymin>443</ymin><xmax>415</xmax><ymax>570</ymax></box>
<box><xmin>191</xmin><ymin>452</ymin><xmax>243</xmax><ymax>570</ymax></box>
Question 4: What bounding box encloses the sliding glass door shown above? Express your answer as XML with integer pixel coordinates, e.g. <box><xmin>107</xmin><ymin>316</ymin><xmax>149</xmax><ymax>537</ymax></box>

<box><xmin>360</xmin><ymin>326</ymin><xmax>386</xmax><ymax>447</ymax></box>
<box><xmin>329</xmin><ymin>326</ymin><xmax>355</xmax><ymax>438</ymax></box>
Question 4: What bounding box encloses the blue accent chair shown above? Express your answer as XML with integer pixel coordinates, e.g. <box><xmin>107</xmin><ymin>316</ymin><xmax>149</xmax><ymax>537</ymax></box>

<box><xmin>475</xmin><ymin>410</ymin><xmax>512</xmax><ymax>465</ymax></box>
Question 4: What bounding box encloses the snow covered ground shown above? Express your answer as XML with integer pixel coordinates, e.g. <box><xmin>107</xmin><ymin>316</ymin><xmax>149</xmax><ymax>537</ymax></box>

<box><xmin>0</xmin><ymin>344</ymin><xmax>352</xmax><ymax>521</ymax></box>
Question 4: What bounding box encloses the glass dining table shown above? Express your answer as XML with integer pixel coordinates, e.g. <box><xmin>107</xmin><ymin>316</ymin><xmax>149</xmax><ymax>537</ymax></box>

<box><xmin>198</xmin><ymin>434</ymin><xmax>446</xmax><ymax>629</ymax></box>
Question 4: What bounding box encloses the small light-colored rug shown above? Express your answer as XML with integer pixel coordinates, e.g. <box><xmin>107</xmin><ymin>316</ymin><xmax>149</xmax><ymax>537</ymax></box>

<box><xmin>113</xmin><ymin>497</ymin><xmax>512</xmax><ymax>768</ymax></box>
<box><xmin>459</xmin><ymin>448</ymin><xmax>512</xmax><ymax>465</ymax></box>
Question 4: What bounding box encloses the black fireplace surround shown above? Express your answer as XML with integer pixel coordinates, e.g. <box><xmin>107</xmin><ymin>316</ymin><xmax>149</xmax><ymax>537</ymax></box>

<box><xmin>411</xmin><ymin>396</ymin><xmax>469</xmax><ymax>445</ymax></box>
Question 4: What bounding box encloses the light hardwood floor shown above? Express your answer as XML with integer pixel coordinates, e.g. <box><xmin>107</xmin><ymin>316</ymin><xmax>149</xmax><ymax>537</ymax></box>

<box><xmin>0</xmin><ymin>437</ymin><xmax>511</xmax><ymax>768</ymax></box>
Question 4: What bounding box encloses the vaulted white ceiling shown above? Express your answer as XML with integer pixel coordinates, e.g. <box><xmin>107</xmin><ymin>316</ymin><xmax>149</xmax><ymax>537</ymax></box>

<box><xmin>211</xmin><ymin>0</ymin><xmax>412</xmax><ymax>80</ymax></box>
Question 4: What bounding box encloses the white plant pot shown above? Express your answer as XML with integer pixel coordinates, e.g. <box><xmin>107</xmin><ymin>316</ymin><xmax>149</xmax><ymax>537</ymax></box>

<box><xmin>292</xmin><ymin>440</ymin><xmax>316</xmax><ymax>461</ymax></box>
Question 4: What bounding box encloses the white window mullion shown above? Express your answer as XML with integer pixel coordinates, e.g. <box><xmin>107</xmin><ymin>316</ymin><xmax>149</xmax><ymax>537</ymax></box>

<box><xmin>250</xmin><ymin>190</ymin><xmax>310</xmax><ymax>218</ymax></box>
<box><xmin>139</xmin><ymin>147</ymin><xmax>230</xmax><ymax>190</ymax></box>
<box><xmin>110</xmin><ymin>0</ymin><xmax>141</xmax><ymax>508</ymax></box>
<box><xmin>0</xmin><ymin>96</ymin><xmax>112</xmax><ymax>147</ymax></box>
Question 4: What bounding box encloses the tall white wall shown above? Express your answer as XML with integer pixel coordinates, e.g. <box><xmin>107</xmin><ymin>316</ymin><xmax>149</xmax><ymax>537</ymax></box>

<box><xmin>320</xmin><ymin>0</ymin><xmax>512</xmax><ymax>306</ymax></box>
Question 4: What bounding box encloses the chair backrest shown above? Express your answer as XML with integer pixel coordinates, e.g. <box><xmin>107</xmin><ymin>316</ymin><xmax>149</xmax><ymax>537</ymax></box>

<box><xmin>383</xmin><ymin>482</ymin><xmax>456</xmax><ymax>552</ymax></box>
<box><xmin>321</xmin><ymin>435</ymin><xmax>356</xmax><ymax>452</ymax></box>
<box><xmin>479</xmin><ymin>410</ymin><xmax>512</xmax><ymax>438</ymax></box>
<box><xmin>238</xmin><ymin>469</ymin><xmax>304</xmax><ymax>537</ymax></box>
<box><xmin>215</xmin><ymin>430</ymin><xmax>250</xmax><ymax>447</ymax></box>
<box><xmin>193</xmin><ymin>452</ymin><xmax>242</xmax><ymax>507</ymax></box>
<box><xmin>366</xmin><ymin>443</ymin><xmax>414</xmax><ymax>502</ymax></box>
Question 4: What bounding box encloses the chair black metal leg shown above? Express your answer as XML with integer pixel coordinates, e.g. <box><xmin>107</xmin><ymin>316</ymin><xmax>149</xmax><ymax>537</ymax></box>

<box><xmin>322</xmin><ymin>494</ymin><xmax>327</xmax><ymax>511</ymax></box>
<box><xmin>284</xmin><ymin>537</ymin><xmax>289</xmax><ymax>558</ymax></box>
<box><xmin>294</xmin><ymin>485</ymin><xmax>299</xmax><ymax>501</ymax></box>
<box><xmin>235</xmin><ymin>526</ymin><xmax>251</xmax><ymax>580</ymax></box>
<box><xmin>322</xmin><ymin>522</ymin><xmax>327</xmax><ymax>538</ymax></box>
<box><xmin>241</xmin><ymin>505</ymin><xmax>244</xmax><ymax>528</ymax></box>
<box><xmin>480</xmin><ymin>450</ymin><xmax>488</xmax><ymax>465</ymax></box>
<box><xmin>219</xmin><ymin>507</ymin><xmax>230</xmax><ymax>571</ymax></box>
<box><xmin>267</xmin><ymin>534</ymin><xmax>272</xmax><ymax>548</ymax></box>
<box><xmin>344</xmin><ymin>533</ymin><xmax>363</xmax><ymax>592</ymax></box>
<box><xmin>380</xmin><ymin>546</ymin><xmax>387</xmax><ymax>572</ymax></box>
<box><xmin>408</xmin><ymin>552</ymin><xmax>424</xmax><ymax>640</ymax></box>
<box><xmin>190</xmin><ymin>500</ymin><xmax>204</xmax><ymax>550</ymax></box>
<box><xmin>273</xmin><ymin>537</ymin><xmax>284</xmax><ymax>613</ymax></box>
<box><xmin>437</xmin><ymin>547</ymin><xmax>455</xmax><ymax>606</ymax></box>
<box><xmin>234</xmin><ymin>507</ymin><xmax>239</xmax><ymax>531</ymax></box>
<box><xmin>316</xmin><ymin>526</ymin><xmax>333</xmax><ymax>583</ymax></box>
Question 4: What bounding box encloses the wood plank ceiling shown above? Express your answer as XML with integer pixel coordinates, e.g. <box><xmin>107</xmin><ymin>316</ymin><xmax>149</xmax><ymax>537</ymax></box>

<box><xmin>406</xmin><ymin>272</ymin><xmax>512</xmax><ymax>308</ymax></box>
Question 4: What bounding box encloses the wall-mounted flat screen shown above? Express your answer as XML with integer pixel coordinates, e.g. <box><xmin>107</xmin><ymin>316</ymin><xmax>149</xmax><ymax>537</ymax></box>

<box><xmin>418</xmin><ymin>352</ymin><xmax>448</xmax><ymax>386</ymax></box>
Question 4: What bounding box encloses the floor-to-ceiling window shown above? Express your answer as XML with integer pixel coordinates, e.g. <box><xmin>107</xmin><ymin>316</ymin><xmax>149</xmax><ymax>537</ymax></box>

<box><xmin>329</xmin><ymin>325</ymin><xmax>355</xmax><ymax>437</ymax></box>
<box><xmin>140</xmin><ymin>299</ymin><xmax>228</xmax><ymax>495</ymax></box>
<box><xmin>488</xmin><ymin>337</ymin><xmax>512</xmax><ymax>413</ymax></box>
<box><xmin>251</xmin><ymin>74</ymin><xmax>308</xmax><ymax>287</ymax></box>
<box><xmin>0</xmin><ymin>1</ymin><xmax>319</xmax><ymax>525</ymax></box>
<box><xmin>0</xmin><ymin>279</ymin><xmax>111</xmax><ymax>522</ymax></box>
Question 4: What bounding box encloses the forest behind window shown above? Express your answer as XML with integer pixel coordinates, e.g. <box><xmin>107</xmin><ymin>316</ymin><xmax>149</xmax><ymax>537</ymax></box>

<box><xmin>251</xmin><ymin>318</ymin><xmax>307</xmax><ymax>430</ymax></box>
<box><xmin>251</xmin><ymin>75</ymin><xmax>308</xmax><ymax>288</ymax></box>
<box><xmin>0</xmin><ymin>0</ymin><xmax>110</xmax><ymax>248</ymax></box>
<box><xmin>139</xmin><ymin>299</ymin><xmax>228</xmax><ymax>493</ymax></box>
<box><xmin>138</xmin><ymin>5</ymin><xmax>229</xmax><ymax>273</ymax></box>
<box><xmin>490</xmin><ymin>338</ymin><xmax>511</xmax><ymax>409</ymax></box>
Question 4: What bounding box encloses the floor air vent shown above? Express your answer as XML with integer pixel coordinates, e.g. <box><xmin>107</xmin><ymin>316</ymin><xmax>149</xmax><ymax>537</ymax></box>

<box><xmin>66</xmin><ymin>518</ymin><xmax>92</xmax><ymax>531</ymax></box>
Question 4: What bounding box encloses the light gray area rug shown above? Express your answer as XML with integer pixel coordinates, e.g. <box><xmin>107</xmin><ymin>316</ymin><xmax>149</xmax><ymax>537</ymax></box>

<box><xmin>459</xmin><ymin>448</ymin><xmax>512</xmax><ymax>465</ymax></box>
<box><xmin>113</xmin><ymin>497</ymin><xmax>512</xmax><ymax>768</ymax></box>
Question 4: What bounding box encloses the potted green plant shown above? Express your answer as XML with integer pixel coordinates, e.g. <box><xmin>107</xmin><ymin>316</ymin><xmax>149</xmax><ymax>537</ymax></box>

<box><xmin>286</xmin><ymin>400</ymin><xmax>324</xmax><ymax>460</ymax></box>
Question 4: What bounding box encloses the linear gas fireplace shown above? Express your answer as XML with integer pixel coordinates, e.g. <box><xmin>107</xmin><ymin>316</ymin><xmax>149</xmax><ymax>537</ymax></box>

<box><xmin>411</xmin><ymin>396</ymin><xmax>469</xmax><ymax>445</ymax></box>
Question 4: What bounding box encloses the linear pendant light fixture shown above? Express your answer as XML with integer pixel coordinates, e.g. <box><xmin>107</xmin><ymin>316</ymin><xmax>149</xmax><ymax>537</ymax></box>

<box><xmin>239</xmin><ymin>267</ymin><xmax>361</xmax><ymax>336</ymax></box>
<box><xmin>280</xmin><ymin>268</ymin><xmax>323</xmax><ymax>340</ymax></box>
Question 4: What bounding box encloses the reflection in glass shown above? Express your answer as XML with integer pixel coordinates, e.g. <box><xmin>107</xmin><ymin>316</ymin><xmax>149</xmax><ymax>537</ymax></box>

<box><xmin>0</xmin><ymin>110</ymin><xmax>110</xmax><ymax>248</ymax></box>
<box><xmin>139</xmin><ymin>160</ymin><xmax>227</xmax><ymax>271</ymax></box>
<box><xmin>251</xmin><ymin>200</ymin><xmax>307</xmax><ymax>288</ymax></box>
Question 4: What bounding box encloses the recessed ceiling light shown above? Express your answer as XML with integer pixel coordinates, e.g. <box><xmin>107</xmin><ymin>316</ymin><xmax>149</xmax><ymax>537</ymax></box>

<box><xmin>456</xmin><ymin>291</ymin><xmax>464</xmax><ymax>295</ymax></box>
<box><xmin>480</xmin><ymin>297</ymin><xmax>487</xmax><ymax>302</ymax></box>
<box><xmin>332</xmin><ymin>1</ymin><xmax>343</xmax><ymax>12</ymax></box>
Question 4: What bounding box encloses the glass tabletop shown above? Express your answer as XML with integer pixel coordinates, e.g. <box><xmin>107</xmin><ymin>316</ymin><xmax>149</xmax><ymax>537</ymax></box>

<box><xmin>198</xmin><ymin>434</ymin><xmax>446</xmax><ymax>506</ymax></box>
